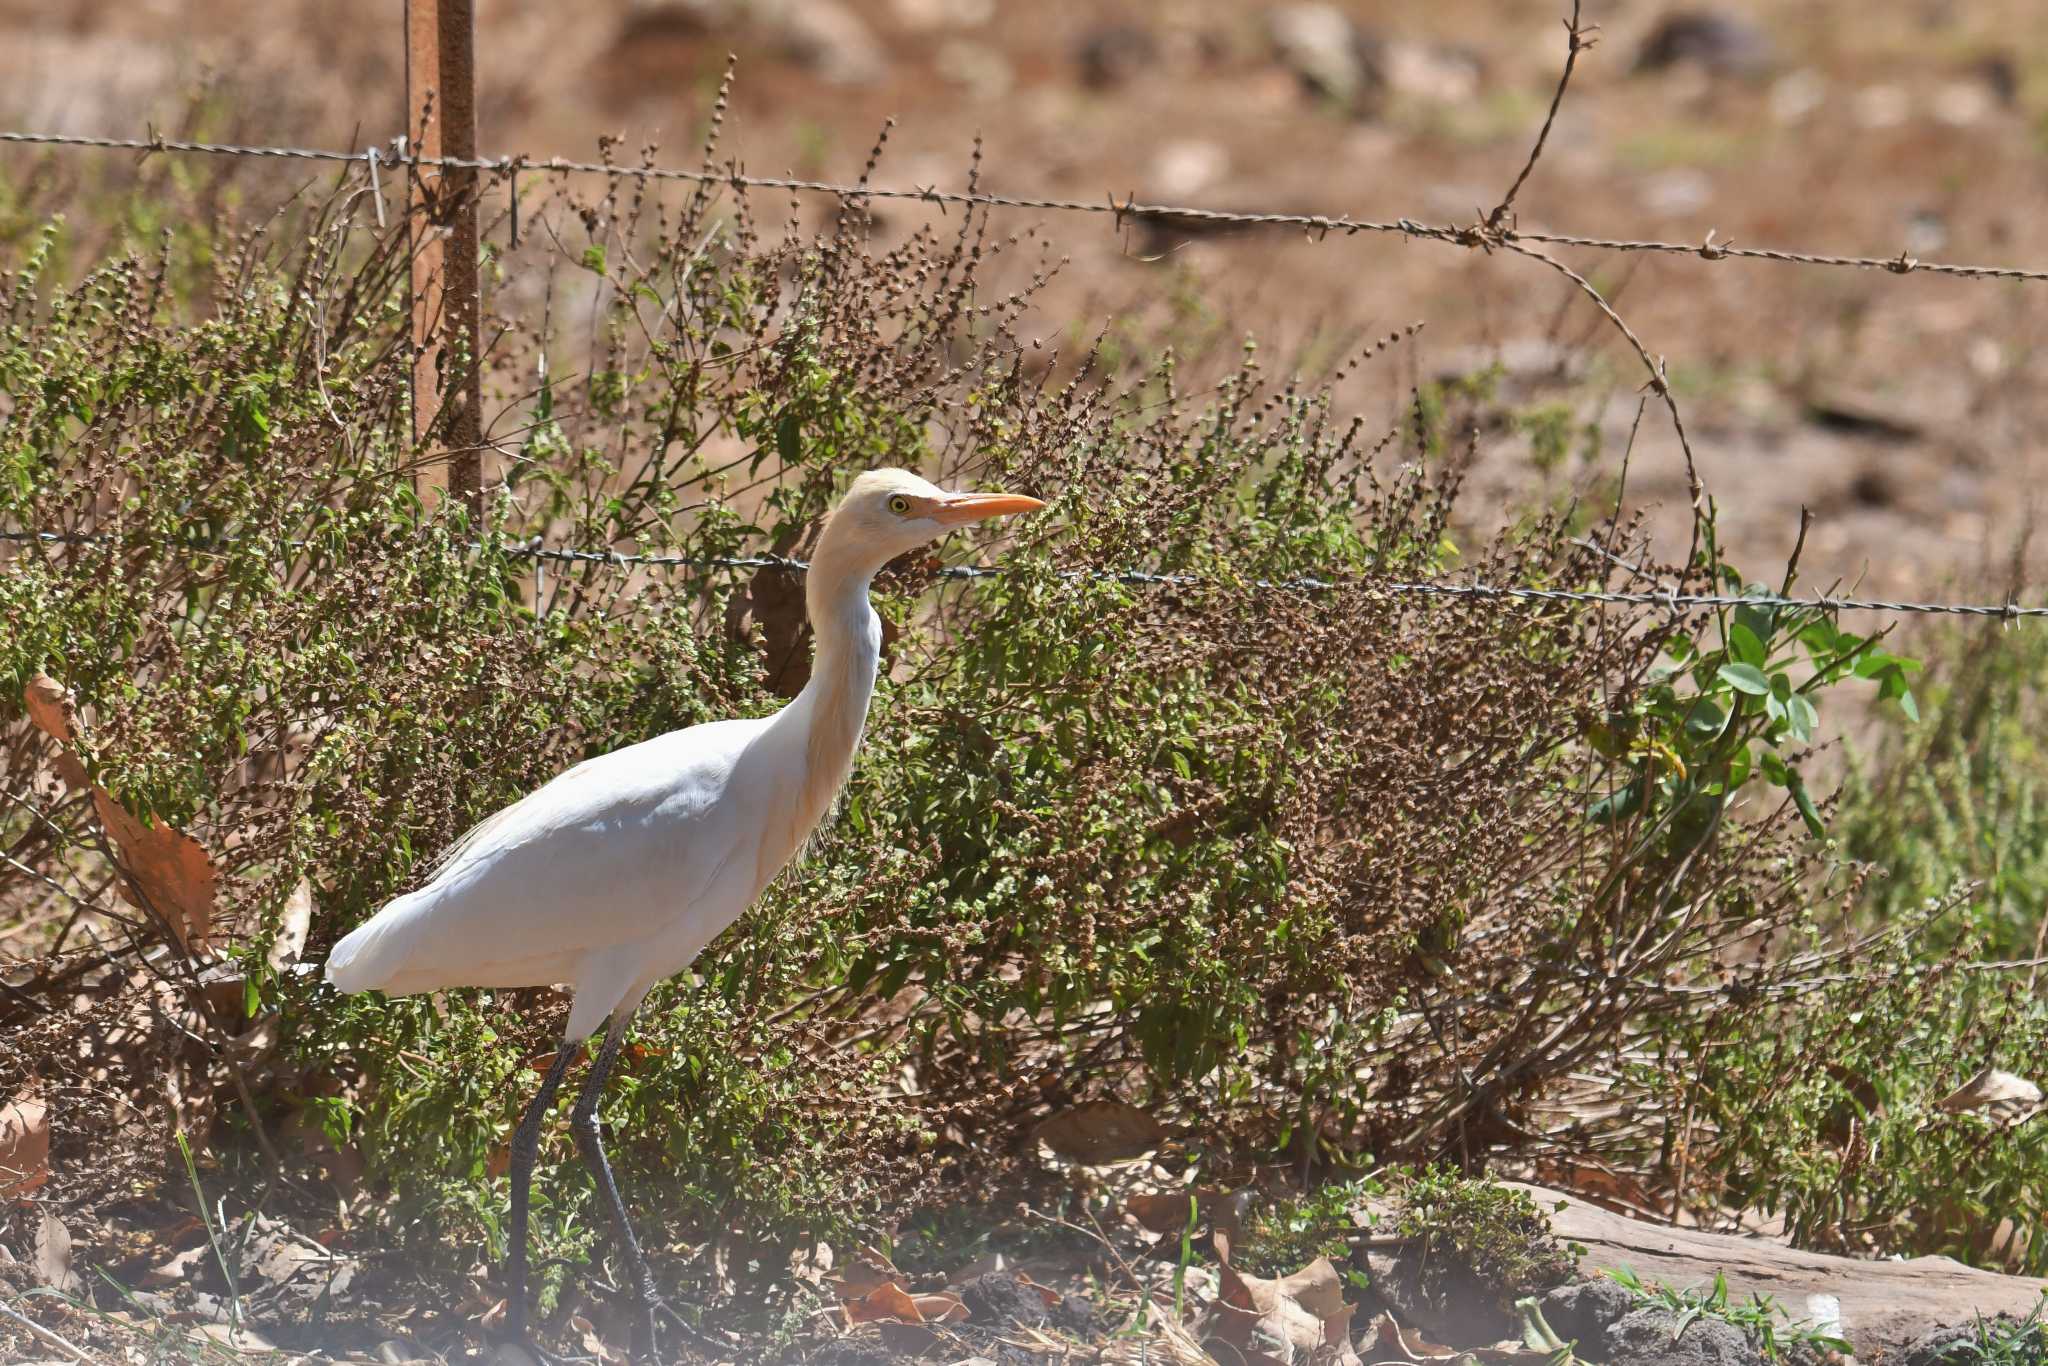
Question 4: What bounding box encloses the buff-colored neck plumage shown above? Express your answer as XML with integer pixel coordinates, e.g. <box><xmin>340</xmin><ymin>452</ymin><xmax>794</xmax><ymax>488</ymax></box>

<box><xmin>751</xmin><ymin>504</ymin><xmax>885</xmax><ymax>887</ymax></box>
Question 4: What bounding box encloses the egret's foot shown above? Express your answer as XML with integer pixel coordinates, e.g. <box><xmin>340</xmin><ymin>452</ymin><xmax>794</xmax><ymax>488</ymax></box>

<box><xmin>634</xmin><ymin>1289</ymin><xmax>726</xmax><ymax>1362</ymax></box>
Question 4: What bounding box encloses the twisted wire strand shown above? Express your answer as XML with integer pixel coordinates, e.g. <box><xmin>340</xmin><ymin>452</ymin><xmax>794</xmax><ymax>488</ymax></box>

<box><xmin>5</xmin><ymin>129</ymin><xmax>2045</xmax><ymax>283</ymax></box>
<box><xmin>4</xmin><ymin>529</ymin><xmax>2039</xmax><ymax>618</ymax></box>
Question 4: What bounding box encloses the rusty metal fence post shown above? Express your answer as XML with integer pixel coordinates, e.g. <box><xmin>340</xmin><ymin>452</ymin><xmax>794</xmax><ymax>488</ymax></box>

<box><xmin>406</xmin><ymin>0</ymin><xmax>482</xmax><ymax>513</ymax></box>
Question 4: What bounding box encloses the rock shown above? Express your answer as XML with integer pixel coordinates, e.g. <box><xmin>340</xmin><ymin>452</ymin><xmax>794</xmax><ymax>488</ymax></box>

<box><xmin>1149</xmin><ymin>140</ymin><xmax>1227</xmax><ymax>198</ymax></box>
<box><xmin>1769</xmin><ymin>70</ymin><xmax>1826</xmax><ymax>123</ymax></box>
<box><xmin>1640</xmin><ymin>168</ymin><xmax>1713</xmax><ymax>216</ymax></box>
<box><xmin>1380</xmin><ymin>39</ymin><xmax>1484</xmax><ymax>104</ymax></box>
<box><xmin>955</xmin><ymin>1271</ymin><xmax>1096</xmax><ymax>1338</ymax></box>
<box><xmin>1607</xmin><ymin>1306</ymin><xmax>1760</xmax><ymax>1366</ymax></box>
<box><xmin>1540</xmin><ymin>1278</ymin><xmax>1636</xmax><ymax>1354</ymax></box>
<box><xmin>889</xmin><ymin>0</ymin><xmax>992</xmax><ymax>31</ymax></box>
<box><xmin>959</xmin><ymin>1271</ymin><xmax>1053</xmax><ymax>1329</ymax></box>
<box><xmin>616</xmin><ymin>0</ymin><xmax>885</xmax><ymax>84</ymax></box>
<box><xmin>1635</xmin><ymin>12</ymin><xmax>1772</xmax><ymax>77</ymax></box>
<box><xmin>1898</xmin><ymin>1314</ymin><xmax>2044</xmax><ymax>1366</ymax></box>
<box><xmin>1075</xmin><ymin>23</ymin><xmax>1159</xmax><ymax>91</ymax></box>
<box><xmin>1518</xmin><ymin>1183</ymin><xmax>2048</xmax><ymax>1358</ymax></box>
<box><xmin>1268</xmin><ymin>4</ymin><xmax>1382</xmax><ymax>114</ymax></box>
<box><xmin>934</xmin><ymin>39</ymin><xmax>1010</xmax><ymax>97</ymax></box>
<box><xmin>619</xmin><ymin>0</ymin><xmax>730</xmax><ymax>39</ymax></box>
<box><xmin>763</xmin><ymin>0</ymin><xmax>888</xmax><ymax>86</ymax></box>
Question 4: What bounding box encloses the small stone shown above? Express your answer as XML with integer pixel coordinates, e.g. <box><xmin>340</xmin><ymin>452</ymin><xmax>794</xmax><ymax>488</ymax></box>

<box><xmin>1268</xmin><ymin>4</ymin><xmax>1381</xmax><ymax>114</ymax></box>
<box><xmin>1641</xmin><ymin>168</ymin><xmax>1713</xmax><ymax>216</ymax></box>
<box><xmin>1540</xmin><ymin>1278</ymin><xmax>1636</xmax><ymax>1354</ymax></box>
<box><xmin>1769</xmin><ymin>70</ymin><xmax>1826</xmax><ymax>123</ymax></box>
<box><xmin>1635</xmin><ymin>12</ymin><xmax>1773</xmax><ymax>77</ymax></box>
<box><xmin>889</xmin><ymin>0</ymin><xmax>992</xmax><ymax>30</ymax></box>
<box><xmin>764</xmin><ymin>0</ymin><xmax>888</xmax><ymax>86</ymax></box>
<box><xmin>1606</xmin><ymin>1306</ymin><xmax>1759</xmax><ymax>1366</ymax></box>
<box><xmin>1149</xmin><ymin>140</ymin><xmax>1228</xmax><ymax>198</ymax></box>
<box><xmin>1075</xmin><ymin>23</ymin><xmax>1159</xmax><ymax>90</ymax></box>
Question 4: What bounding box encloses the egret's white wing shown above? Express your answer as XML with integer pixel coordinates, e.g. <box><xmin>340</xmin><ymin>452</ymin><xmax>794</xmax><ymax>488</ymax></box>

<box><xmin>325</xmin><ymin>716</ymin><xmax>770</xmax><ymax>993</ymax></box>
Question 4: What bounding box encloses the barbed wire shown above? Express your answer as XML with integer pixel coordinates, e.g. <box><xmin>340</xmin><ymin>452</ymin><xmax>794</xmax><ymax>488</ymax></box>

<box><xmin>4</xmin><ymin>528</ymin><xmax>2039</xmax><ymax>619</ymax></box>
<box><xmin>5</xmin><ymin>128</ymin><xmax>2046</xmax><ymax>284</ymax></box>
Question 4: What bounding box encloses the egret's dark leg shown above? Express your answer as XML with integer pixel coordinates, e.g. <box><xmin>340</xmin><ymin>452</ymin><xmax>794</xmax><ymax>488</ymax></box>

<box><xmin>568</xmin><ymin>1009</ymin><xmax>672</xmax><ymax>1359</ymax></box>
<box><xmin>504</xmin><ymin>1044</ymin><xmax>579</xmax><ymax>1351</ymax></box>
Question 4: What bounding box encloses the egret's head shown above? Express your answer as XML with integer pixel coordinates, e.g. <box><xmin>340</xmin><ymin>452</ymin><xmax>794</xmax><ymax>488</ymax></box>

<box><xmin>819</xmin><ymin>467</ymin><xmax>1044</xmax><ymax>575</ymax></box>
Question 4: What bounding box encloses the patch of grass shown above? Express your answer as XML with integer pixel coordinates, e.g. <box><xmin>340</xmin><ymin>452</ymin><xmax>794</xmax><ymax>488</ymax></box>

<box><xmin>1233</xmin><ymin>1176</ymin><xmax>1384</xmax><ymax>1279</ymax></box>
<box><xmin>1607</xmin><ymin>1266</ymin><xmax>1853</xmax><ymax>1362</ymax></box>
<box><xmin>1394</xmin><ymin>1168</ymin><xmax>1581</xmax><ymax>1308</ymax></box>
<box><xmin>1957</xmin><ymin>1296</ymin><xmax>2048</xmax><ymax>1366</ymax></box>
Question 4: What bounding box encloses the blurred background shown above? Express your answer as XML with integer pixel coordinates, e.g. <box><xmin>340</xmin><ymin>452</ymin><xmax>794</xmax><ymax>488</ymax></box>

<box><xmin>3</xmin><ymin>0</ymin><xmax>2046</xmax><ymax>591</ymax></box>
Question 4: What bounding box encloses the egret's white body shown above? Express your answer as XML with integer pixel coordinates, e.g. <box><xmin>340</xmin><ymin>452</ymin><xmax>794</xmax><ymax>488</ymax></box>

<box><xmin>326</xmin><ymin>702</ymin><xmax>854</xmax><ymax>1041</ymax></box>
<box><xmin>321</xmin><ymin>468</ymin><xmax>1042</xmax><ymax>1360</ymax></box>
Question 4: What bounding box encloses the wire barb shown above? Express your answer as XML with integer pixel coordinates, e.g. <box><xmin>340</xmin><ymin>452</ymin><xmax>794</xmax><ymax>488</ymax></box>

<box><xmin>4</xmin><ymin>127</ymin><xmax>2045</xmax><ymax>282</ymax></box>
<box><xmin>5</xmin><ymin>529</ymin><xmax>2044</xmax><ymax>619</ymax></box>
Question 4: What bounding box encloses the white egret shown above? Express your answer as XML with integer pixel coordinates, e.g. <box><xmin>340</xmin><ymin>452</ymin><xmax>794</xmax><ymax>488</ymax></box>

<box><xmin>324</xmin><ymin>468</ymin><xmax>1044</xmax><ymax>1359</ymax></box>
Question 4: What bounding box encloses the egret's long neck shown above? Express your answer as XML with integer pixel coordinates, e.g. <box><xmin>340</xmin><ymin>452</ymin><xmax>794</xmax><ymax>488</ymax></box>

<box><xmin>755</xmin><ymin>532</ymin><xmax>883</xmax><ymax>885</ymax></box>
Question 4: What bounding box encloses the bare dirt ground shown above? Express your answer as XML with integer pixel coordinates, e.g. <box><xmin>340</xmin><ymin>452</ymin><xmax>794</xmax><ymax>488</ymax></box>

<box><xmin>7</xmin><ymin>0</ymin><xmax>2048</xmax><ymax>601</ymax></box>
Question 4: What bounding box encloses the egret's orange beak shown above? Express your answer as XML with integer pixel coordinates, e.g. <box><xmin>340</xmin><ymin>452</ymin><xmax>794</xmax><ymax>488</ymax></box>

<box><xmin>932</xmin><ymin>490</ymin><xmax>1046</xmax><ymax>526</ymax></box>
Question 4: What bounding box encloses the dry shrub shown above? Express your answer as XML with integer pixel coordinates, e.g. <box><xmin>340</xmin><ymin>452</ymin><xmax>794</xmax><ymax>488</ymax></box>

<box><xmin>2</xmin><ymin>118</ymin><xmax>1970</xmax><ymax>1310</ymax></box>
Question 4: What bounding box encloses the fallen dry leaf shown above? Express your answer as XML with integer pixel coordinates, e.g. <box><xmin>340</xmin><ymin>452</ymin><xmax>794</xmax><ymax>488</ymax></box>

<box><xmin>0</xmin><ymin>1095</ymin><xmax>51</xmax><ymax>1200</ymax></box>
<box><xmin>570</xmin><ymin>1313</ymin><xmax>630</xmax><ymax>1365</ymax></box>
<box><xmin>1366</xmin><ymin>1311</ymin><xmax>1461</xmax><ymax>1362</ymax></box>
<box><xmin>913</xmin><ymin>1291</ymin><xmax>970</xmax><ymax>1324</ymax></box>
<box><xmin>842</xmin><ymin>1280</ymin><xmax>926</xmax><ymax>1326</ymax></box>
<box><xmin>1036</xmin><ymin>1099</ymin><xmax>1167</xmax><ymax>1164</ymax></box>
<box><xmin>1012</xmin><ymin>1274</ymin><xmax>1063</xmax><ymax>1310</ymax></box>
<box><xmin>95</xmin><ymin>788</ymin><xmax>216</xmax><ymax>953</ymax></box>
<box><xmin>267</xmin><ymin>877</ymin><xmax>315</xmax><ymax>970</ymax></box>
<box><xmin>34</xmin><ymin>1209</ymin><xmax>83</xmax><ymax>1295</ymax></box>
<box><xmin>23</xmin><ymin>674</ymin><xmax>217</xmax><ymax>953</ymax></box>
<box><xmin>1126</xmin><ymin>1188</ymin><xmax>1219</xmax><ymax>1234</ymax></box>
<box><xmin>1938</xmin><ymin>1067</ymin><xmax>2043</xmax><ymax>1115</ymax></box>
<box><xmin>1212</xmin><ymin>1252</ymin><xmax>1358</xmax><ymax>1365</ymax></box>
<box><xmin>826</xmin><ymin>1246</ymin><xmax>910</xmax><ymax>1301</ymax></box>
<box><xmin>142</xmin><ymin>1243</ymin><xmax>212</xmax><ymax>1287</ymax></box>
<box><xmin>24</xmin><ymin>675</ymin><xmax>92</xmax><ymax>787</ymax></box>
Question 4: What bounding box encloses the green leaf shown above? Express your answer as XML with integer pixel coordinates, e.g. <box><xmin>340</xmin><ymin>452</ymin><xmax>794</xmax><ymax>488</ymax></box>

<box><xmin>1786</xmin><ymin>694</ymin><xmax>1818</xmax><ymax>743</ymax></box>
<box><xmin>1735</xmin><ymin>597</ymin><xmax>1778</xmax><ymax>648</ymax></box>
<box><xmin>1727</xmin><ymin>621</ymin><xmax>1767</xmax><ymax>666</ymax></box>
<box><xmin>1726</xmin><ymin>742</ymin><xmax>1753</xmax><ymax>789</ymax></box>
<box><xmin>1683</xmin><ymin>697</ymin><xmax>1728</xmax><ymax>741</ymax></box>
<box><xmin>776</xmin><ymin>411</ymin><xmax>802</xmax><ymax>465</ymax></box>
<box><xmin>580</xmin><ymin>244</ymin><xmax>607</xmax><ymax>274</ymax></box>
<box><xmin>1788</xmin><ymin>770</ymin><xmax>1825</xmax><ymax>839</ymax></box>
<box><xmin>1760</xmin><ymin>749</ymin><xmax>1791</xmax><ymax>786</ymax></box>
<box><xmin>1798</xmin><ymin>618</ymin><xmax>1843</xmax><ymax>654</ymax></box>
<box><xmin>1718</xmin><ymin>663</ymin><xmax>1770</xmax><ymax>696</ymax></box>
<box><xmin>1587</xmin><ymin>779</ymin><xmax>1644</xmax><ymax>825</ymax></box>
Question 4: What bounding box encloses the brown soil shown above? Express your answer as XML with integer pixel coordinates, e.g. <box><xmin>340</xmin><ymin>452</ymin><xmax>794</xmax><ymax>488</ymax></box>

<box><xmin>7</xmin><ymin>1</ymin><xmax>2048</xmax><ymax>599</ymax></box>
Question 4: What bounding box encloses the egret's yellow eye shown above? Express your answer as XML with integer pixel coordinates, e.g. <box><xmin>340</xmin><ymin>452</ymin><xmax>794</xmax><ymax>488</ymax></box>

<box><xmin>887</xmin><ymin>495</ymin><xmax>911</xmax><ymax>515</ymax></box>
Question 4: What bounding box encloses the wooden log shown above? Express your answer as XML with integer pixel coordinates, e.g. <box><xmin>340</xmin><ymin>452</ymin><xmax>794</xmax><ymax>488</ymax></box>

<box><xmin>1513</xmin><ymin>1185</ymin><xmax>2047</xmax><ymax>1357</ymax></box>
